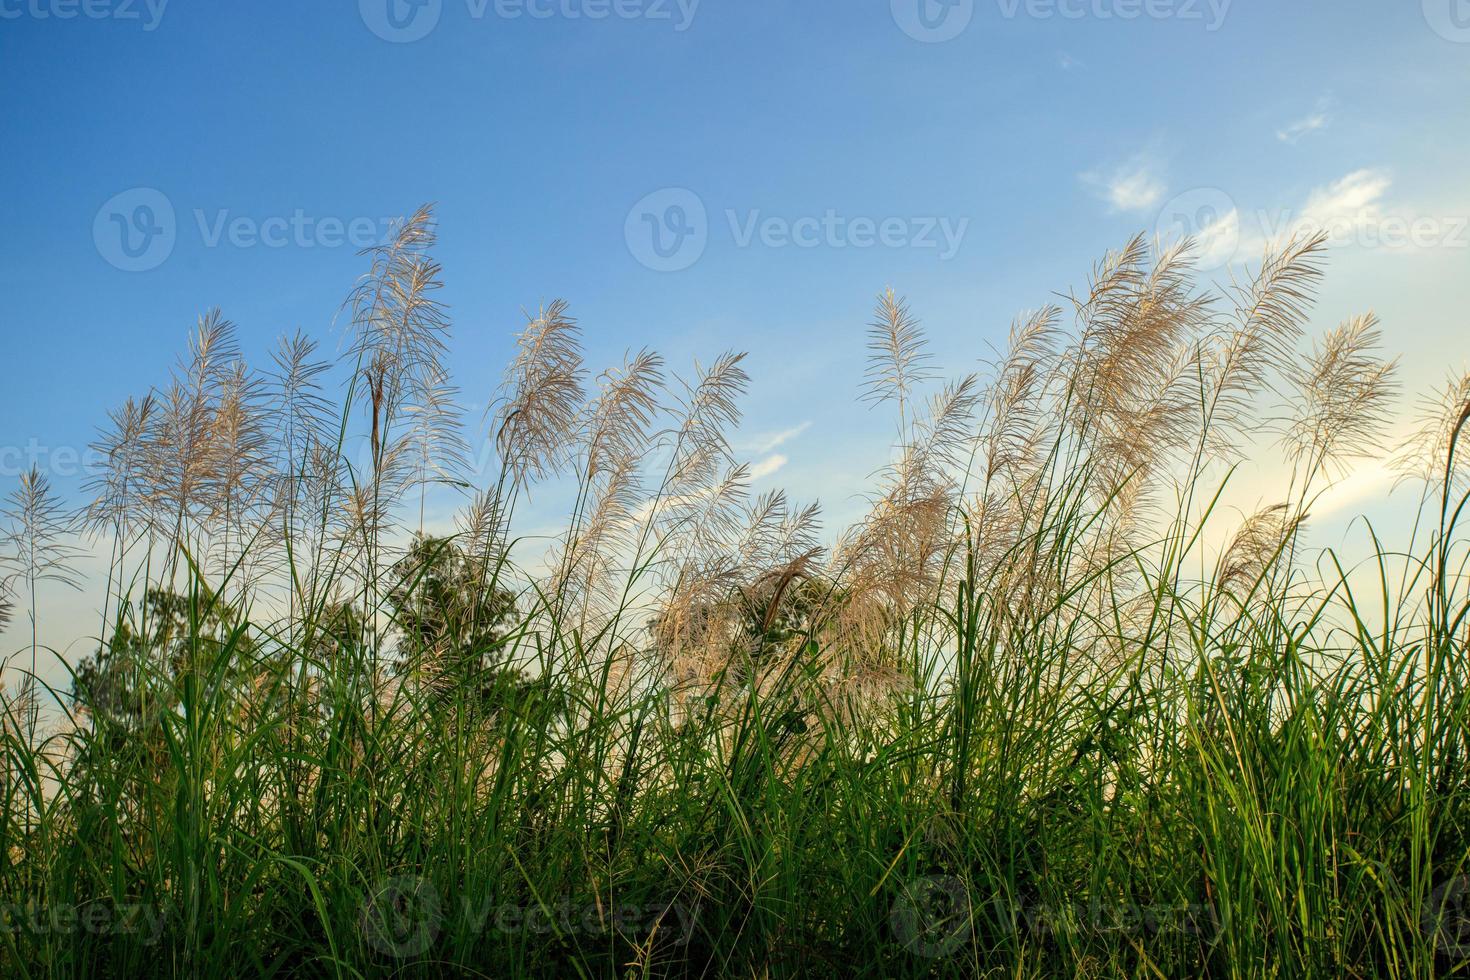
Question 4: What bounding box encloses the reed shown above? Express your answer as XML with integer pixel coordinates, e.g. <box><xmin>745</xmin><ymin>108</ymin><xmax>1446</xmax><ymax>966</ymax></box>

<box><xmin>1</xmin><ymin>208</ymin><xmax>1466</xmax><ymax>978</ymax></box>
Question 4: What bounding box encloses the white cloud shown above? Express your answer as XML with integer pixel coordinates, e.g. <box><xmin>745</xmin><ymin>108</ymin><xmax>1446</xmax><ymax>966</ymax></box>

<box><xmin>1310</xmin><ymin>459</ymin><xmax>1395</xmax><ymax>521</ymax></box>
<box><xmin>1299</xmin><ymin>169</ymin><xmax>1392</xmax><ymax>229</ymax></box>
<box><xmin>1276</xmin><ymin>98</ymin><xmax>1332</xmax><ymax>144</ymax></box>
<box><xmin>1237</xmin><ymin>169</ymin><xmax>1394</xmax><ymax>260</ymax></box>
<box><xmin>749</xmin><ymin>454</ymin><xmax>789</xmax><ymax>481</ymax></box>
<box><xmin>740</xmin><ymin>421</ymin><xmax>810</xmax><ymax>455</ymax></box>
<box><xmin>1083</xmin><ymin>155</ymin><xmax>1166</xmax><ymax>213</ymax></box>
<box><xmin>1196</xmin><ymin>206</ymin><xmax>1243</xmax><ymax>268</ymax></box>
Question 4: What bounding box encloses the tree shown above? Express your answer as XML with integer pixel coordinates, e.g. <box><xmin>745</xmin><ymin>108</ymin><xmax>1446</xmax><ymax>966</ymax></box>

<box><xmin>386</xmin><ymin>534</ymin><xmax>521</xmax><ymax>707</ymax></box>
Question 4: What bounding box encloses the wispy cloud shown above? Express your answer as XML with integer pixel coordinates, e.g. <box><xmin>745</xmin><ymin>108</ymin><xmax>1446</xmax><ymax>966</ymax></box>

<box><xmin>1298</xmin><ymin>168</ymin><xmax>1392</xmax><ymax>228</ymax></box>
<box><xmin>1234</xmin><ymin>169</ymin><xmax>1395</xmax><ymax>261</ymax></box>
<box><xmin>740</xmin><ymin>421</ymin><xmax>810</xmax><ymax>455</ymax></box>
<box><xmin>1082</xmin><ymin>154</ymin><xmax>1166</xmax><ymax>213</ymax></box>
<box><xmin>1195</xmin><ymin>206</ymin><xmax>1244</xmax><ymax>268</ymax></box>
<box><xmin>749</xmin><ymin>454</ymin><xmax>789</xmax><ymax>481</ymax></box>
<box><xmin>1311</xmin><ymin>459</ymin><xmax>1395</xmax><ymax>521</ymax></box>
<box><xmin>1276</xmin><ymin>97</ymin><xmax>1332</xmax><ymax>144</ymax></box>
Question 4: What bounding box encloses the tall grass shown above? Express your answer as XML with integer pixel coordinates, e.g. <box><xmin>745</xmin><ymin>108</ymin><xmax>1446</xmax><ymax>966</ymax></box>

<box><xmin>1</xmin><ymin>208</ymin><xmax>1467</xmax><ymax>977</ymax></box>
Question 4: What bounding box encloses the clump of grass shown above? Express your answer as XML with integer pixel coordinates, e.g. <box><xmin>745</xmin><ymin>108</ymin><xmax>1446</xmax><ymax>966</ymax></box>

<box><xmin>0</xmin><ymin>209</ymin><xmax>1467</xmax><ymax>978</ymax></box>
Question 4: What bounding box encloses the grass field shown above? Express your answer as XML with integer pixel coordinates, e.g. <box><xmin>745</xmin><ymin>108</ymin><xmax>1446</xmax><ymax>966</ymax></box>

<box><xmin>2</xmin><ymin>207</ymin><xmax>1468</xmax><ymax>977</ymax></box>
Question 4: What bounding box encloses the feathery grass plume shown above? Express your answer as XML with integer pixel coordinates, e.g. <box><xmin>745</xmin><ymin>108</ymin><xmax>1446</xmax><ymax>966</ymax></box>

<box><xmin>652</xmin><ymin>556</ymin><xmax>745</xmax><ymax>695</ymax></box>
<box><xmin>349</xmin><ymin>205</ymin><xmax>451</xmax><ymax>486</ymax></box>
<box><xmin>583</xmin><ymin>348</ymin><xmax>665</xmax><ymax>483</ymax></box>
<box><xmin>548</xmin><ymin>457</ymin><xmax>644</xmax><ymax>624</ymax></box>
<box><xmin>142</xmin><ymin>310</ymin><xmax>240</xmax><ymax>558</ymax></box>
<box><xmin>1069</xmin><ymin>237</ymin><xmax>1210</xmax><ymax>481</ymax></box>
<box><xmin>402</xmin><ymin>363</ymin><xmax>469</xmax><ymax>531</ymax></box>
<box><xmin>84</xmin><ymin>394</ymin><xmax>156</xmax><ymax>544</ymax></box>
<box><xmin>660</xmin><ymin>461</ymin><xmax>751</xmax><ymax>570</ymax></box>
<box><xmin>975</xmin><ymin>305</ymin><xmax>1061</xmax><ymax>492</ymax></box>
<box><xmin>831</xmin><ymin>464</ymin><xmax>952</xmax><ymax>645</ymax></box>
<box><xmin>1214</xmin><ymin>503</ymin><xmax>1304</xmax><ymax>601</ymax></box>
<box><xmin>494</xmin><ymin>299</ymin><xmax>586</xmax><ymax>492</ymax></box>
<box><xmin>266</xmin><ymin>330</ymin><xmax>335</xmax><ymax>505</ymax></box>
<box><xmin>837</xmin><ymin>352</ymin><xmax>979</xmax><ymax>648</ymax></box>
<box><xmin>1203</xmin><ymin>233</ymin><xmax>1327</xmax><ymax>459</ymax></box>
<box><xmin>457</xmin><ymin>486</ymin><xmax>509</xmax><ymax>570</ymax></box>
<box><xmin>3</xmin><ymin>468</ymin><xmax>85</xmax><ymax>595</ymax></box>
<box><xmin>962</xmin><ymin>309</ymin><xmax>1062</xmax><ymax>605</ymax></box>
<box><xmin>909</xmin><ymin>373</ymin><xmax>982</xmax><ymax>479</ymax></box>
<box><xmin>261</xmin><ymin>332</ymin><xmax>338</xmax><ymax>609</ymax></box>
<box><xmin>643</xmin><ymin>355</ymin><xmax>761</xmax><ymax>696</ymax></box>
<box><xmin>863</xmin><ymin>288</ymin><xmax>935</xmax><ymax>428</ymax></box>
<box><xmin>1</xmin><ymin>466</ymin><xmax>82</xmax><ymax>740</ymax></box>
<box><xmin>722</xmin><ymin>494</ymin><xmax>825</xmax><ymax>679</ymax></box>
<box><xmin>663</xmin><ymin>351</ymin><xmax>749</xmax><ymax>498</ymax></box>
<box><xmin>206</xmin><ymin>359</ymin><xmax>272</xmax><ymax>587</ymax></box>
<box><xmin>545</xmin><ymin>348</ymin><xmax>665</xmax><ymax>622</ymax></box>
<box><xmin>1284</xmin><ymin>312</ymin><xmax>1400</xmax><ymax>482</ymax></box>
<box><xmin>645</xmin><ymin>352</ymin><xmax>751</xmax><ymax>585</ymax></box>
<box><xmin>1057</xmin><ymin>238</ymin><xmax>1214</xmax><ymax>609</ymax></box>
<box><xmin>84</xmin><ymin>393</ymin><xmax>155</xmax><ymax>632</ymax></box>
<box><xmin>1394</xmin><ymin>366</ymin><xmax>1470</xmax><ymax>493</ymax></box>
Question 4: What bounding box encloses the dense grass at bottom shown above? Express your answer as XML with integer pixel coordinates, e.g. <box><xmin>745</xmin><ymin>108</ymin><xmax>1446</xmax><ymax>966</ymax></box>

<box><xmin>2</xmin><ymin>532</ymin><xmax>1467</xmax><ymax>979</ymax></box>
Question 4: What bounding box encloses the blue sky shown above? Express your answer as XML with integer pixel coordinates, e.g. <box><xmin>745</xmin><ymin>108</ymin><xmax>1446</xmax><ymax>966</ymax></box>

<box><xmin>2</xmin><ymin>0</ymin><xmax>1469</xmax><ymax>669</ymax></box>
